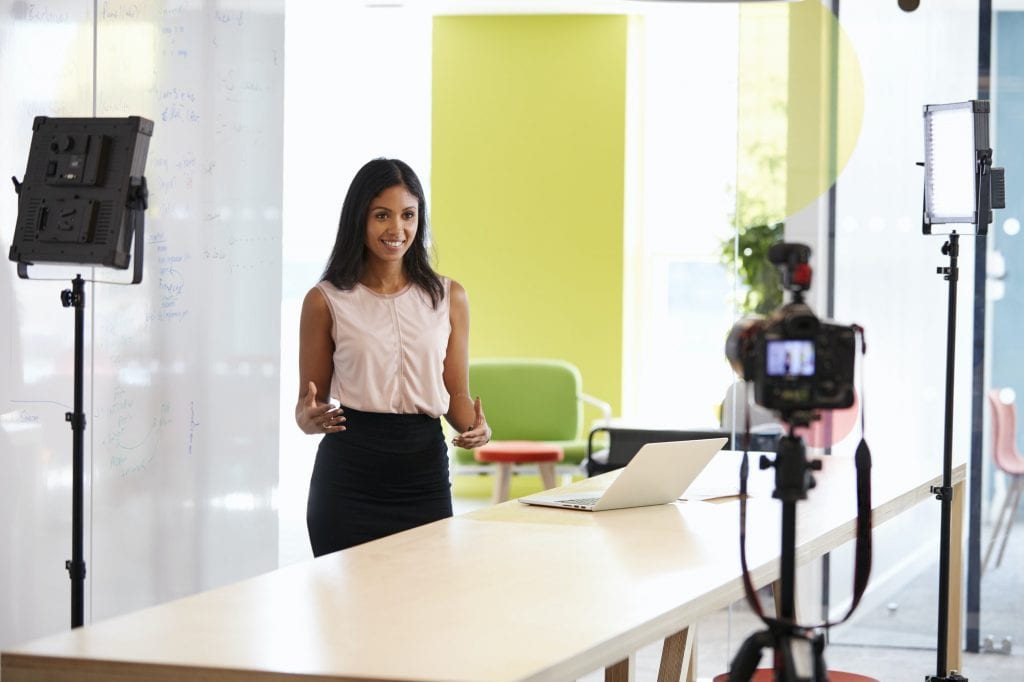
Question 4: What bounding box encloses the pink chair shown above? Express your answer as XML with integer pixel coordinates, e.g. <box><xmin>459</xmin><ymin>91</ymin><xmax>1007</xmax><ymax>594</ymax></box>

<box><xmin>984</xmin><ymin>389</ymin><xmax>1024</xmax><ymax>572</ymax></box>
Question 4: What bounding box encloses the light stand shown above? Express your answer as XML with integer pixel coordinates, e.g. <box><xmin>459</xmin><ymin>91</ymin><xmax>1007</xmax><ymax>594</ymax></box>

<box><xmin>63</xmin><ymin>274</ymin><xmax>87</xmax><ymax>627</ymax></box>
<box><xmin>8</xmin><ymin>116</ymin><xmax>152</xmax><ymax>628</ymax></box>
<box><xmin>928</xmin><ymin>232</ymin><xmax>966</xmax><ymax>682</ymax></box>
<box><xmin>920</xmin><ymin>99</ymin><xmax>1005</xmax><ymax>682</ymax></box>
<box><xmin>13</xmin><ymin>185</ymin><xmax>147</xmax><ymax>629</ymax></box>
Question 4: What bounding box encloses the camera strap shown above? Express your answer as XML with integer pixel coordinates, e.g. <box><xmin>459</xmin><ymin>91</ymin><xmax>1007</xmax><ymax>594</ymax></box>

<box><xmin>736</xmin><ymin>324</ymin><xmax>872</xmax><ymax>632</ymax></box>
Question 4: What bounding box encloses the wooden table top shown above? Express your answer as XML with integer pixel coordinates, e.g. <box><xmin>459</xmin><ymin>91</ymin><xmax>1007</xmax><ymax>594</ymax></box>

<box><xmin>1</xmin><ymin>450</ymin><xmax>963</xmax><ymax>682</ymax></box>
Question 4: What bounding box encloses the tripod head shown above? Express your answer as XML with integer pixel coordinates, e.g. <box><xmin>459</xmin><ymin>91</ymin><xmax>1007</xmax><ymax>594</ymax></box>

<box><xmin>763</xmin><ymin>431</ymin><xmax>821</xmax><ymax>503</ymax></box>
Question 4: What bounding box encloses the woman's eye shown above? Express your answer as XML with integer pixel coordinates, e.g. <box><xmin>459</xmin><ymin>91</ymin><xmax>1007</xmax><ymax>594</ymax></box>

<box><xmin>402</xmin><ymin>211</ymin><xmax>415</xmax><ymax>220</ymax></box>
<box><xmin>374</xmin><ymin>212</ymin><xmax>388</xmax><ymax>220</ymax></box>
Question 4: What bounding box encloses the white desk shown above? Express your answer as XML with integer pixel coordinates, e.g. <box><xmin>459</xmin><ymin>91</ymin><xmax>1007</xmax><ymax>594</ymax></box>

<box><xmin>1</xmin><ymin>451</ymin><xmax>965</xmax><ymax>681</ymax></box>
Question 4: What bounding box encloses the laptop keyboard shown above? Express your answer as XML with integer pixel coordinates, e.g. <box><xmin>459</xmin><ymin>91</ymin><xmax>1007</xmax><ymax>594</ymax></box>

<box><xmin>557</xmin><ymin>497</ymin><xmax>599</xmax><ymax>507</ymax></box>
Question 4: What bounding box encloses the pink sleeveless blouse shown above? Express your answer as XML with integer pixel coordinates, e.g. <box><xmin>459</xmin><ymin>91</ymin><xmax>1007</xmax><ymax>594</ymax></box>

<box><xmin>316</xmin><ymin>278</ymin><xmax>452</xmax><ymax>418</ymax></box>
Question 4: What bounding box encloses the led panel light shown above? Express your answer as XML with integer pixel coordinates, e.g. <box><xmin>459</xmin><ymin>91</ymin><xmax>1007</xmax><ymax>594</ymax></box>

<box><xmin>924</xmin><ymin>102</ymin><xmax>977</xmax><ymax>225</ymax></box>
<box><xmin>922</xmin><ymin>100</ymin><xmax>1003</xmax><ymax>236</ymax></box>
<box><xmin>9</xmin><ymin>116</ymin><xmax>153</xmax><ymax>277</ymax></box>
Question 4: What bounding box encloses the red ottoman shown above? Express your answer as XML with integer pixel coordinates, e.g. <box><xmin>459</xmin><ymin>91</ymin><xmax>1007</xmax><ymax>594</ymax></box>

<box><xmin>473</xmin><ymin>441</ymin><xmax>564</xmax><ymax>504</ymax></box>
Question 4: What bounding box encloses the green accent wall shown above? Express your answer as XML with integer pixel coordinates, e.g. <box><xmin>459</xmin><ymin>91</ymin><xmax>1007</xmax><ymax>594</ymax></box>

<box><xmin>431</xmin><ymin>15</ymin><xmax>627</xmax><ymax>421</ymax></box>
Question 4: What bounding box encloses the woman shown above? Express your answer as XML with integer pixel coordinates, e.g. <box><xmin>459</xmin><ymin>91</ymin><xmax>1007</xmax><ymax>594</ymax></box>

<box><xmin>296</xmin><ymin>158</ymin><xmax>490</xmax><ymax>556</ymax></box>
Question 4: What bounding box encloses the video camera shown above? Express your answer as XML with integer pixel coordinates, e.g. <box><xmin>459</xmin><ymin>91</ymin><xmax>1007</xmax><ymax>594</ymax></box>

<box><xmin>725</xmin><ymin>242</ymin><xmax>856</xmax><ymax>424</ymax></box>
<box><xmin>725</xmin><ymin>243</ymin><xmax>870</xmax><ymax>682</ymax></box>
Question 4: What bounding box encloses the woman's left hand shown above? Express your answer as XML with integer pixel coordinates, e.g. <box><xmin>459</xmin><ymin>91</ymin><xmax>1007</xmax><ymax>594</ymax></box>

<box><xmin>452</xmin><ymin>397</ymin><xmax>491</xmax><ymax>449</ymax></box>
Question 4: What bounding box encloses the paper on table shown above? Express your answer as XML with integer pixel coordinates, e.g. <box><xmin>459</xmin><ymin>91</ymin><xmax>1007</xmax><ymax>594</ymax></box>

<box><xmin>679</xmin><ymin>486</ymin><xmax>742</xmax><ymax>502</ymax></box>
<box><xmin>678</xmin><ymin>448</ymin><xmax>773</xmax><ymax>501</ymax></box>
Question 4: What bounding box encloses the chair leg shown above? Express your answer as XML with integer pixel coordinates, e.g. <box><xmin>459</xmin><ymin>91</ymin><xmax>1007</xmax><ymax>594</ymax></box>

<box><xmin>994</xmin><ymin>478</ymin><xmax>1023</xmax><ymax>569</ymax></box>
<box><xmin>538</xmin><ymin>461</ymin><xmax>557</xmax><ymax>490</ymax></box>
<box><xmin>492</xmin><ymin>463</ymin><xmax>512</xmax><ymax>504</ymax></box>
<box><xmin>983</xmin><ymin>477</ymin><xmax>1016</xmax><ymax>573</ymax></box>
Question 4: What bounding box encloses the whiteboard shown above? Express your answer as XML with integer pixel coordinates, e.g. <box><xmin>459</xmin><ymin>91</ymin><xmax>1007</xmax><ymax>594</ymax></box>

<box><xmin>0</xmin><ymin>0</ymin><xmax>284</xmax><ymax>647</ymax></box>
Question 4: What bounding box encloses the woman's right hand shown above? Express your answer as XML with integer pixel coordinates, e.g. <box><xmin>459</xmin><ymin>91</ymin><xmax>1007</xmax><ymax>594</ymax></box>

<box><xmin>297</xmin><ymin>381</ymin><xmax>346</xmax><ymax>435</ymax></box>
<box><xmin>451</xmin><ymin>396</ymin><xmax>490</xmax><ymax>449</ymax></box>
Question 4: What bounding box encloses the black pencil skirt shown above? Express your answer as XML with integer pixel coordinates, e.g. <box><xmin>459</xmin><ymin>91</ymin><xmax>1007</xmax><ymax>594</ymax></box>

<box><xmin>306</xmin><ymin>406</ymin><xmax>453</xmax><ymax>556</ymax></box>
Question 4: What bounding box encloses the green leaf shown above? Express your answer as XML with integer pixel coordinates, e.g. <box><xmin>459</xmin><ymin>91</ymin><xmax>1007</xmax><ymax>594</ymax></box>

<box><xmin>720</xmin><ymin>221</ymin><xmax>784</xmax><ymax>315</ymax></box>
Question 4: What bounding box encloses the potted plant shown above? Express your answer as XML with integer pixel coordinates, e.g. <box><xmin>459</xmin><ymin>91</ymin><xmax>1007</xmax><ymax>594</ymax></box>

<box><xmin>720</xmin><ymin>220</ymin><xmax>784</xmax><ymax>316</ymax></box>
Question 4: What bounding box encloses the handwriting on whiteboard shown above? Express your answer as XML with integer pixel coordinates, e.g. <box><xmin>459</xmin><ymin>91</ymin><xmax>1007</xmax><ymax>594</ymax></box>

<box><xmin>102</xmin><ymin>387</ymin><xmax>172</xmax><ymax>477</ymax></box>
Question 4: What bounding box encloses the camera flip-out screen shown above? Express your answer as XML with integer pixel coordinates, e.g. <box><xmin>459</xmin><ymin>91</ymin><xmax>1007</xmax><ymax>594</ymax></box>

<box><xmin>766</xmin><ymin>339</ymin><xmax>815</xmax><ymax>378</ymax></box>
<box><xmin>9</xmin><ymin>116</ymin><xmax>153</xmax><ymax>273</ymax></box>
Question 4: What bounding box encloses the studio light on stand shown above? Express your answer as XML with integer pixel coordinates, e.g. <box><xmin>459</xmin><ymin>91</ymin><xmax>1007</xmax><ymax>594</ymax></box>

<box><xmin>8</xmin><ymin>115</ymin><xmax>153</xmax><ymax>629</ymax></box>
<box><xmin>919</xmin><ymin>100</ymin><xmax>1005</xmax><ymax>682</ymax></box>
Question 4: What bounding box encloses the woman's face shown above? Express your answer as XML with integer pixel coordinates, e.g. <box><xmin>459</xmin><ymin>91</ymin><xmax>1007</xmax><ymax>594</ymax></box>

<box><xmin>363</xmin><ymin>184</ymin><xmax>419</xmax><ymax>265</ymax></box>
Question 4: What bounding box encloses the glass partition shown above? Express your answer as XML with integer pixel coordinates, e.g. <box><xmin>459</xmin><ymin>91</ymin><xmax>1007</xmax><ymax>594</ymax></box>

<box><xmin>982</xmin><ymin>0</ymin><xmax>1024</xmax><ymax>661</ymax></box>
<box><xmin>1</xmin><ymin>0</ymin><xmax>285</xmax><ymax>649</ymax></box>
<box><xmin>829</xmin><ymin>0</ymin><xmax>994</xmax><ymax>664</ymax></box>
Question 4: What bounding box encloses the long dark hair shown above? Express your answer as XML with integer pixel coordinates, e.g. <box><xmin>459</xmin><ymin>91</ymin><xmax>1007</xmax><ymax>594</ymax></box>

<box><xmin>321</xmin><ymin>158</ymin><xmax>444</xmax><ymax>308</ymax></box>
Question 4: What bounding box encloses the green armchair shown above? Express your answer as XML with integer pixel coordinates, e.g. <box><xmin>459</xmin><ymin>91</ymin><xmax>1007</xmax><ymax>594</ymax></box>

<box><xmin>452</xmin><ymin>358</ymin><xmax>611</xmax><ymax>472</ymax></box>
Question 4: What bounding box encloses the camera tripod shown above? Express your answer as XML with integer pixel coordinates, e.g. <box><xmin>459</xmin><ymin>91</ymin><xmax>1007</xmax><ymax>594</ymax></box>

<box><xmin>730</xmin><ymin>406</ymin><xmax>873</xmax><ymax>682</ymax></box>
<box><xmin>730</xmin><ymin>425</ymin><xmax>828</xmax><ymax>682</ymax></box>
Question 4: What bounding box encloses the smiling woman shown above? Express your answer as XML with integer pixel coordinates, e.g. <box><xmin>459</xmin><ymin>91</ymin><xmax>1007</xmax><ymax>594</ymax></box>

<box><xmin>278</xmin><ymin>2</ymin><xmax>434</xmax><ymax>568</ymax></box>
<box><xmin>294</xmin><ymin>158</ymin><xmax>491</xmax><ymax>556</ymax></box>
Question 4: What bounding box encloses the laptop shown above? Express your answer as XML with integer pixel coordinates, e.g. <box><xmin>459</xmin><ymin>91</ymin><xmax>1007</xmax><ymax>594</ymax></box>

<box><xmin>518</xmin><ymin>437</ymin><xmax>728</xmax><ymax>512</ymax></box>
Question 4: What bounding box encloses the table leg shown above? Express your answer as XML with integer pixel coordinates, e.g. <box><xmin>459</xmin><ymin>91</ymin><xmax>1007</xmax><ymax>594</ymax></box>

<box><xmin>605</xmin><ymin>654</ymin><xmax>635</xmax><ymax>682</ymax></box>
<box><xmin>658</xmin><ymin>626</ymin><xmax>696</xmax><ymax>682</ymax></box>
<box><xmin>947</xmin><ymin>478</ymin><xmax>965</xmax><ymax>673</ymax></box>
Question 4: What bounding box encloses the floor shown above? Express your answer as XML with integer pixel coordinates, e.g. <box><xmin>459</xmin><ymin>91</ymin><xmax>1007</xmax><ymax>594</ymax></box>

<box><xmin>451</xmin><ymin>485</ymin><xmax>1023</xmax><ymax>682</ymax></box>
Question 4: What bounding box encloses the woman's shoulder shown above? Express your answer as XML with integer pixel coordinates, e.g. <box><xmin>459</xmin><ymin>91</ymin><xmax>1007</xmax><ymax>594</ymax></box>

<box><xmin>434</xmin><ymin>274</ymin><xmax>464</xmax><ymax>295</ymax></box>
<box><xmin>305</xmin><ymin>281</ymin><xmax>330</xmax><ymax>300</ymax></box>
<box><xmin>444</xmin><ymin>277</ymin><xmax>468</xmax><ymax>311</ymax></box>
<box><xmin>306</xmin><ymin>280</ymin><xmax>356</xmax><ymax>308</ymax></box>
<box><xmin>314</xmin><ymin>279</ymin><xmax>362</xmax><ymax>298</ymax></box>
<box><xmin>436</xmin><ymin>273</ymin><xmax>460</xmax><ymax>290</ymax></box>
<box><xmin>301</xmin><ymin>283</ymin><xmax>332</xmax><ymax>320</ymax></box>
<box><xmin>305</xmin><ymin>282</ymin><xmax>328</xmax><ymax>299</ymax></box>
